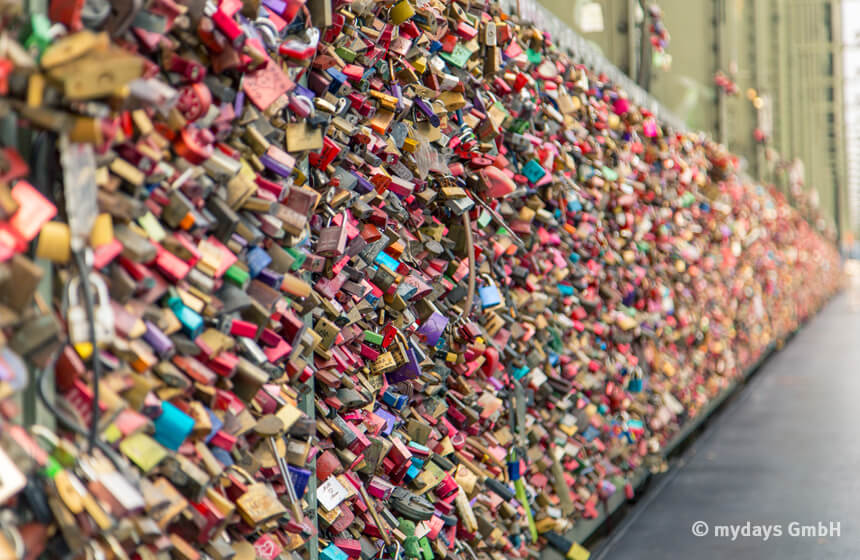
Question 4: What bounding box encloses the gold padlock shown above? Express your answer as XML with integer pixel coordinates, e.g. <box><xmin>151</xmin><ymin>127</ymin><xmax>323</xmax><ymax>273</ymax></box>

<box><xmin>40</xmin><ymin>30</ymin><xmax>107</xmax><ymax>69</ymax></box>
<box><xmin>232</xmin><ymin>466</ymin><xmax>287</xmax><ymax>527</ymax></box>
<box><xmin>454</xmin><ymin>464</ymin><xmax>479</xmax><ymax>496</ymax></box>
<box><xmin>371</xmin><ymin>351</ymin><xmax>397</xmax><ymax>374</ymax></box>
<box><xmin>90</xmin><ymin>213</ymin><xmax>114</xmax><ymax>248</ymax></box>
<box><xmin>35</xmin><ymin>221</ymin><xmax>71</xmax><ymax>263</ymax></box>
<box><xmin>284</xmin><ymin>122</ymin><xmax>323</xmax><ymax>152</ymax></box>
<box><xmin>390</xmin><ymin>0</ymin><xmax>415</xmax><ymax>24</ymax></box>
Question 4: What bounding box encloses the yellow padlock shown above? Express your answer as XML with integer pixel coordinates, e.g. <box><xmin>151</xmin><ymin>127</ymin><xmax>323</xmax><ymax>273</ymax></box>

<box><xmin>74</xmin><ymin>341</ymin><xmax>94</xmax><ymax>361</ymax></box>
<box><xmin>35</xmin><ymin>221</ymin><xmax>71</xmax><ymax>263</ymax></box>
<box><xmin>27</xmin><ymin>73</ymin><xmax>45</xmax><ymax>108</ymax></box>
<box><xmin>69</xmin><ymin>116</ymin><xmax>104</xmax><ymax>145</ymax></box>
<box><xmin>90</xmin><ymin>213</ymin><xmax>114</xmax><ymax>248</ymax></box>
<box><xmin>390</xmin><ymin>0</ymin><xmax>415</xmax><ymax>25</ymax></box>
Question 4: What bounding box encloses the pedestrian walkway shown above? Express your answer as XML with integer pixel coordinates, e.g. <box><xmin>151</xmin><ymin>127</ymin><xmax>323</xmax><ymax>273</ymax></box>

<box><xmin>593</xmin><ymin>293</ymin><xmax>860</xmax><ymax>560</ymax></box>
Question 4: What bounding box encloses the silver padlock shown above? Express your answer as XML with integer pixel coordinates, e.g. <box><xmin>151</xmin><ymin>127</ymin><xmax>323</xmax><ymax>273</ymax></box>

<box><xmin>484</xmin><ymin>21</ymin><xmax>497</xmax><ymax>47</ymax></box>
<box><xmin>67</xmin><ymin>273</ymin><xmax>115</xmax><ymax>347</ymax></box>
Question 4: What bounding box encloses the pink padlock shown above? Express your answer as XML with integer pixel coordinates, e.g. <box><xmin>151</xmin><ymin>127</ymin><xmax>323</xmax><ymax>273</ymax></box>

<box><xmin>287</xmin><ymin>94</ymin><xmax>314</xmax><ymax>118</ymax></box>
<box><xmin>434</xmin><ymin>473</ymin><xmax>459</xmax><ymax>498</ymax></box>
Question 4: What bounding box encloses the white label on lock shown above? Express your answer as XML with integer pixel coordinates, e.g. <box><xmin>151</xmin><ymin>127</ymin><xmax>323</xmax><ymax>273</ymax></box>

<box><xmin>561</xmin><ymin>413</ymin><xmax>577</xmax><ymax>430</ymax></box>
<box><xmin>317</xmin><ymin>476</ymin><xmax>350</xmax><ymax>511</ymax></box>
<box><xmin>0</xmin><ymin>447</ymin><xmax>26</xmax><ymax>504</ymax></box>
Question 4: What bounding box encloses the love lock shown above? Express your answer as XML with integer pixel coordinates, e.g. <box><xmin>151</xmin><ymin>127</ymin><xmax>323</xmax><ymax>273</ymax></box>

<box><xmin>388</xmin><ymin>487</ymin><xmax>434</xmax><ymax>521</ymax></box>
<box><xmin>253</xmin><ymin>18</ymin><xmax>281</xmax><ymax>50</ymax></box>
<box><xmin>67</xmin><ymin>272</ymin><xmax>115</xmax><ymax>349</ymax></box>
<box><xmin>478</xmin><ymin>274</ymin><xmax>502</xmax><ymax>309</ymax></box>
<box><xmin>287</xmin><ymin>94</ymin><xmax>314</xmax><ymax>119</ymax></box>
<box><xmin>278</xmin><ymin>27</ymin><xmax>320</xmax><ymax>61</ymax></box>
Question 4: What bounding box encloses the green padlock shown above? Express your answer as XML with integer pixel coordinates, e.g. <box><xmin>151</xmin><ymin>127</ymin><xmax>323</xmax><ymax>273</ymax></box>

<box><xmin>335</xmin><ymin>46</ymin><xmax>357</xmax><ymax>63</ymax></box>
<box><xmin>22</xmin><ymin>13</ymin><xmax>52</xmax><ymax>58</ymax></box>
<box><xmin>418</xmin><ymin>536</ymin><xmax>434</xmax><ymax>560</ymax></box>
<box><xmin>398</xmin><ymin>519</ymin><xmax>422</xmax><ymax>559</ymax></box>
<box><xmin>440</xmin><ymin>44</ymin><xmax>473</xmax><ymax>68</ymax></box>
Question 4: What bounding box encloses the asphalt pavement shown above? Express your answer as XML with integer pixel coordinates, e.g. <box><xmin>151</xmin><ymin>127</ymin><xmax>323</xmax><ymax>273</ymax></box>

<box><xmin>594</xmin><ymin>293</ymin><xmax>860</xmax><ymax>560</ymax></box>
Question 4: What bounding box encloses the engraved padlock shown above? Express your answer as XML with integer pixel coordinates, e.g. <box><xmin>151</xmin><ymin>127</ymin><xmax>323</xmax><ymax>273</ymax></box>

<box><xmin>231</xmin><ymin>466</ymin><xmax>287</xmax><ymax>527</ymax></box>
<box><xmin>67</xmin><ymin>273</ymin><xmax>115</xmax><ymax>347</ymax></box>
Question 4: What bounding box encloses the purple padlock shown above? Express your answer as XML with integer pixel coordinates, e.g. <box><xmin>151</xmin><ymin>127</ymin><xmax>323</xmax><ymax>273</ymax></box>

<box><xmin>373</xmin><ymin>407</ymin><xmax>397</xmax><ymax>436</ymax></box>
<box><xmin>143</xmin><ymin>320</ymin><xmax>175</xmax><ymax>357</ymax></box>
<box><xmin>414</xmin><ymin>97</ymin><xmax>441</xmax><ymax>127</ymax></box>
<box><xmin>416</xmin><ymin>311</ymin><xmax>448</xmax><ymax>347</ymax></box>
<box><xmin>386</xmin><ymin>342</ymin><xmax>421</xmax><ymax>384</ymax></box>
<box><xmin>260</xmin><ymin>153</ymin><xmax>293</xmax><ymax>177</ymax></box>
<box><xmin>256</xmin><ymin>267</ymin><xmax>283</xmax><ymax>289</ymax></box>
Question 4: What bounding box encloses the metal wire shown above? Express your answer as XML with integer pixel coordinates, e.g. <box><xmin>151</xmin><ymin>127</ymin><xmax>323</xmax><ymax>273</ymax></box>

<box><xmin>72</xmin><ymin>249</ymin><xmax>101</xmax><ymax>454</ymax></box>
<box><xmin>461</xmin><ymin>211</ymin><xmax>476</xmax><ymax>323</ymax></box>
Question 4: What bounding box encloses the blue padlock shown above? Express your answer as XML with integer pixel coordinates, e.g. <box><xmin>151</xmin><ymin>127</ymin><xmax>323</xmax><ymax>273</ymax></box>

<box><xmin>325</xmin><ymin>67</ymin><xmax>348</xmax><ymax>94</ymax></box>
<box><xmin>289</xmin><ymin>465</ymin><xmax>311</xmax><ymax>499</ymax></box>
<box><xmin>321</xmin><ymin>544</ymin><xmax>349</xmax><ymax>560</ymax></box>
<box><xmin>405</xmin><ymin>464</ymin><xmax>421</xmax><ymax>481</ymax></box>
<box><xmin>522</xmin><ymin>159</ymin><xmax>546</xmax><ymax>184</ymax></box>
<box><xmin>166</xmin><ymin>290</ymin><xmax>203</xmax><ymax>339</ymax></box>
<box><xmin>246</xmin><ymin>246</ymin><xmax>272</xmax><ymax>278</ymax></box>
<box><xmin>478</xmin><ymin>276</ymin><xmax>502</xmax><ymax>309</ymax></box>
<box><xmin>512</xmin><ymin>365</ymin><xmax>529</xmax><ymax>380</ymax></box>
<box><xmin>154</xmin><ymin>401</ymin><xmax>195</xmax><ymax>451</ymax></box>
<box><xmin>209</xmin><ymin>446</ymin><xmax>234</xmax><ymax>467</ymax></box>
<box><xmin>204</xmin><ymin>407</ymin><xmax>224</xmax><ymax>443</ymax></box>
<box><xmin>627</xmin><ymin>370</ymin><xmax>643</xmax><ymax>393</ymax></box>
<box><xmin>382</xmin><ymin>388</ymin><xmax>408</xmax><ymax>410</ymax></box>
<box><xmin>582</xmin><ymin>425</ymin><xmax>600</xmax><ymax>442</ymax></box>
<box><xmin>375</xmin><ymin>251</ymin><xmax>401</xmax><ymax>271</ymax></box>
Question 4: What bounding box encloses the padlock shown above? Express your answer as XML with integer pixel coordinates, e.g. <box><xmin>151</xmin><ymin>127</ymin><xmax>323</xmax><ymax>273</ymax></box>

<box><xmin>285</xmin><ymin>122</ymin><xmax>324</xmax><ymax>152</ymax></box>
<box><xmin>89</xmin><ymin>213</ymin><xmax>114</xmax><ymax>248</ymax></box>
<box><xmin>317</xmin><ymin>215</ymin><xmax>349</xmax><ymax>257</ymax></box>
<box><xmin>35</xmin><ymin>221</ymin><xmax>71</xmax><ymax>263</ymax></box>
<box><xmin>231</xmin><ymin>466</ymin><xmax>287</xmax><ymax>527</ymax></box>
<box><xmin>66</xmin><ymin>272</ymin><xmax>115</xmax><ymax>348</ymax></box>
<box><xmin>278</xmin><ymin>27</ymin><xmax>320</xmax><ymax>60</ymax></box>
<box><xmin>477</xmin><ymin>275</ymin><xmax>502</xmax><ymax>309</ymax></box>
<box><xmin>176</xmin><ymin>82</ymin><xmax>212</xmax><ymax>123</ymax></box>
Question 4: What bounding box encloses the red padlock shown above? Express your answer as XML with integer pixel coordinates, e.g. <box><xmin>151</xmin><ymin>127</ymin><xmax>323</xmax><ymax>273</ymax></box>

<box><xmin>174</xmin><ymin>127</ymin><xmax>215</xmax><ymax>164</ymax></box>
<box><xmin>176</xmin><ymin>83</ymin><xmax>212</xmax><ymax>122</ymax></box>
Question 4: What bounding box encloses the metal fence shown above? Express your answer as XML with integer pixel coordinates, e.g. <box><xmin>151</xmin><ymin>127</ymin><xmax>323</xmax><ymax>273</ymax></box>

<box><xmin>504</xmin><ymin>0</ymin><xmax>689</xmax><ymax>132</ymax></box>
